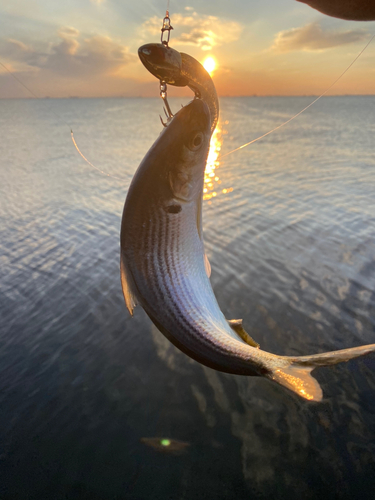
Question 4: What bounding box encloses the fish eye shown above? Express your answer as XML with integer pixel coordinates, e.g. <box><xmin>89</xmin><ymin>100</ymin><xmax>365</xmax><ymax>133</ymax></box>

<box><xmin>193</xmin><ymin>135</ymin><xmax>202</xmax><ymax>147</ymax></box>
<box><xmin>188</xmin><ymin>132</ymin><xmax>204</xmax><ymax>151</ymax></box>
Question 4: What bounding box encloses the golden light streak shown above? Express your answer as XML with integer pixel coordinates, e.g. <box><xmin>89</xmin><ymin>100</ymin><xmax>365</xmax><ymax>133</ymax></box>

<box><xmin>203</xmin><ymin>122</ymin><xmax>233</xmax><ymax>201</ymax></box>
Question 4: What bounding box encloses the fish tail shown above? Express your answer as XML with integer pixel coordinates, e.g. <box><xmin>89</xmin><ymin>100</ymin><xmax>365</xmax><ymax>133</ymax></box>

<box><xmin>268</xmin><ymin>343</ymin><xmax>375</xmax><ymax>401</ymax></box>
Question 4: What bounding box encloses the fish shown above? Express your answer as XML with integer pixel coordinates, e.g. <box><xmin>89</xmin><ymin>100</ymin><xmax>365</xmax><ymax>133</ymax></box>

<box><xmin>138</xmin><ymin>43</ymin><xmax>219</xmax><ymax>133</ymax></box>
<box><xmin>120</xmin><ymin>98</ymin><xmax>375</xmax><ymax>402</ymax></box>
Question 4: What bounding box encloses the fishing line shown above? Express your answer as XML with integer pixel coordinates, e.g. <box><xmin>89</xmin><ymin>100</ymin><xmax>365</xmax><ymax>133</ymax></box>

<box><xmin>70</xmin><ymin>132</ymin><xmax>124</xmax><ymax>180</ymax></box>
<box><xmin>1</xmin><ymin>30</ymin><xmax>373</xmax><ymax>181</ymax></box>
<box><xmin>0</xmin><ymin>60</ymin><xmax>125</xmax><ymax>182</ymax></box>
<box><xmin>218</xmin><ymin>32</ymin><xmax>375</xmax><ymax>162</ymax></box>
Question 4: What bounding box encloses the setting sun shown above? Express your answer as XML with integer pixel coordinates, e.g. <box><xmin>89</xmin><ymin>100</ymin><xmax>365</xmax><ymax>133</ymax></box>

<box><xmin>203</xmin><ymin>57</ymin><xmax>216</xmax><ymax>75</ymax></box>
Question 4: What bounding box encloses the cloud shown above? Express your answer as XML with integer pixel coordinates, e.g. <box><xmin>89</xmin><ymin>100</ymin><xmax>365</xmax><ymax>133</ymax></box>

<box><xmin>272</xmin><ymin>22</ymin><xmax>368</xmax><ymax>52</ymax></box>
<box><xmin>58</xmin><ymin>27</ymin><xmax>79</xmax><ymax>37</ymax></box>
<box><xmin>2</xmin><ymin>38</ymin><xmax>45</xmax><ymax>69</ymax></box>
<box><xmin>143</xmin><ymin>11</ymin><xmax>242</xmax><ymax>51</ymax></box>
<box><xmin>0</xmin><ymin>28</ymin><xmax>137</xmax><ymax>78</ymax></box>
<box><xmin>6</xmin><ymin>39</ymin><xmax>33</xmax><ymax>53</ymax></box>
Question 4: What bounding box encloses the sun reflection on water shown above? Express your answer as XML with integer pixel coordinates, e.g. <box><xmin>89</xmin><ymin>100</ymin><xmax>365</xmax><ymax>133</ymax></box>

<box><xmin>203</xmin><ymin>121</ymin><xmax>233</xmax><ymax>201</ymax></box>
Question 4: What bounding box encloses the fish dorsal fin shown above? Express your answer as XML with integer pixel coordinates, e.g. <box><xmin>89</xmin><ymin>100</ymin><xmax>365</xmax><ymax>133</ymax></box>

<box><xmin>120</xmin><ymin>252</ymin><xmax>138</xmax><ymax>316</ymax></box>
<box><xmin>228</xmin><ymin>319</ymin><xmax>260</xmax><ymax>348</ymax></box>
<box><xmin>204</xmin><ymin>253</ymin><xmax>211</xmax><ymax>278</ymax></box>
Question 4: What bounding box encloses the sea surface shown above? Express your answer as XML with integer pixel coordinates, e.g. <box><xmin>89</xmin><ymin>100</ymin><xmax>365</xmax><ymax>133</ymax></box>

<box><xmin>0</xmin><ymin>96</ymin><xmax>375</xmax><ymax>499</ymax></box>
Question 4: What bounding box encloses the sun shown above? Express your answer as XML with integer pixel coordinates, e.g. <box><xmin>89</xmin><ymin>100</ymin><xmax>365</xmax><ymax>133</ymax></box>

<box><xmin>203</xmin><ymin>57</ymin><xmax>216</xmax><ymax>75</ymax></box>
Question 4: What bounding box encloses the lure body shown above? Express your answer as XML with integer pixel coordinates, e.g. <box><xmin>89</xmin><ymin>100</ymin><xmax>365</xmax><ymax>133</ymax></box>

<box><xmin>138</xmin><ymin>43</ymin><xmax>219</xmax><ymax>133</ymax></box>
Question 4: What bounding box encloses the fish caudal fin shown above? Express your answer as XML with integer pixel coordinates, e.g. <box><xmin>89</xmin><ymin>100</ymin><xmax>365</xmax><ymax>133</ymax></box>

<box><xmin>268</xmin><ymin>364</ymin><xmax>322</xmax><ymax>401</ymax></box>
<box><xmin>269</xmin><ymin>343</ymin><xmax>375</xmax><ymax>402</ymax></box>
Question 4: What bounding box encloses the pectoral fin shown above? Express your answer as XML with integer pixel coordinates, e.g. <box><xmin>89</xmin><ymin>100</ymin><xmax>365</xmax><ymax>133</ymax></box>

<box><xmin>228</xmin><ymin>319</ymin><xmax>260</xmax><ymax>348</ymax></box>
<box><xmin>120</xmin><ymin>252</ymin><xmax>138</xmax><ymax>316</ymax></box>
<box><xmin>204</xmin><ymin>253</ymin><xmax>211</xmax><ymax>278</ymax></box>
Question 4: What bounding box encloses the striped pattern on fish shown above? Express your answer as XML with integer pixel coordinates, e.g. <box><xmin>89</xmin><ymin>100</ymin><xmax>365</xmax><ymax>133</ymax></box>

<box><xmin>120</xmin><ymin>98</ymin><xmax>375</xmax><ymax>401</ymax></box>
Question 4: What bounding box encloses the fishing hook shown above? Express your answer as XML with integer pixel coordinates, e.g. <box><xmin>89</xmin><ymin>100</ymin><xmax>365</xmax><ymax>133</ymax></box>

<box><xmin>160</xmin><ymin>80</ymin><xmax>174</xmax><ymax>124</ymax></box>
<box><xmin>159</xmin><ymin>115</ymin><xmax>168</xmax><ymax>127</ymax></box>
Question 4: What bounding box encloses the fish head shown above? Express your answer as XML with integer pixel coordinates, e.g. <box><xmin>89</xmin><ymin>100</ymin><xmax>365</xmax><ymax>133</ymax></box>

<box><xmin>138</xmin><ymin>43</ymin><xmax>188</xmax><ymax>87</ymax></box>
<box><xmin>160</xmin><ymin>98</ymin><xmax>211</xmax><ymax>204</ymax></box>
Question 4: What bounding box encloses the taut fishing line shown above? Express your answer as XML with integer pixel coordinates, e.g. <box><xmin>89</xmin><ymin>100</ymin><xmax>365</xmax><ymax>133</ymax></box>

<box><xmin>0</xmin><ymin>29</ymin><xmax>373</xmax><ymax>180</ymax></box>
<box><xmin>218</xmin><ymin>32</ymin><xmax>375</xmax><ymax>161</ymax></box>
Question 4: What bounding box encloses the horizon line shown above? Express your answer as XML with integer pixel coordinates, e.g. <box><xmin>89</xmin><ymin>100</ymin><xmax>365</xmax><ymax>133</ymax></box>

<box><xmin>1</xmin><ymin>94</ymin><xmax>375</xmax><ymax>100</ymax></box>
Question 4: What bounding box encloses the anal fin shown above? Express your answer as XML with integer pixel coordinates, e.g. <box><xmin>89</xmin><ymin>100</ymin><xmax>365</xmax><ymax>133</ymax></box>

<box><xmin>120</xmin><ymin>252</ymin><xmax>138</xmax><ymax>316</ymax></box>
<box><xmin>228</xmin><ymin>319</ymin><xmax>260</xmax><ymax>348</ymax></box>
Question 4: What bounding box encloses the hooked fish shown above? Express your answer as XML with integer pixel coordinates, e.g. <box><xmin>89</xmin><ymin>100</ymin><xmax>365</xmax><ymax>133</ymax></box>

<box><xmin>120</xmin><ymin>98</ymin><xmax>375</xmax><ymax>401</ymax></box>
<box><xmin>138</xmin><ymin>43</ymin><xmax>219</xmax><ymax>133</ymax></box>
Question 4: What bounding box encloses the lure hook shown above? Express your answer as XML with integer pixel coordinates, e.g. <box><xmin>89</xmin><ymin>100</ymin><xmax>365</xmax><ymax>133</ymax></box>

<box><xmin>159</xmin><ymin>115</ymin><xmax>168</xmax><ymax>127</ymax></box>
<box><xmin>160</xmin><ymin>80</ymin><xmax>174</xmax><ymax>123</ymax></box>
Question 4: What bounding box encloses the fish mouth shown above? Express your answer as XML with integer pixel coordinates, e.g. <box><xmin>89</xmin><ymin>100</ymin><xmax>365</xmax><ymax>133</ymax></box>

<box><xmin>173</xmin><ymin>98</ymin><xmax>211</xmax><ymax>135</ymax></box>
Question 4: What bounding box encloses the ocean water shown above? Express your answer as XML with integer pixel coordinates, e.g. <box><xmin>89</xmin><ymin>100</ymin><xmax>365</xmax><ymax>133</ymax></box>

<box><xmin>0</xmin><ymin>96</ymin><xmax>374</xmax><ymax>499</ymax></box>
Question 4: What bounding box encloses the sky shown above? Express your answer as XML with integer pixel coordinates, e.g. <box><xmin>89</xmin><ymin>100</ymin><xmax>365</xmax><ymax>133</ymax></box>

<box><xmin>0</xmin><ymin>0</ymin><xmax>374</xmax><ymax>98</ymax></box>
